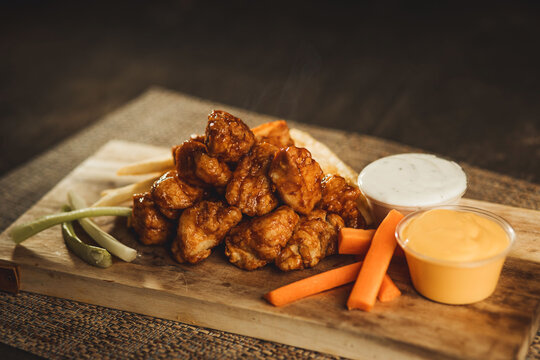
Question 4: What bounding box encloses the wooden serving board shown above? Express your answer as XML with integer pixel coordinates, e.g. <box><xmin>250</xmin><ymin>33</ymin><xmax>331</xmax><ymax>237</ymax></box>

<box><xmin>1</xmin><ymin>140</ymin><xmax>539</xmax><ymax>360</ymax></box>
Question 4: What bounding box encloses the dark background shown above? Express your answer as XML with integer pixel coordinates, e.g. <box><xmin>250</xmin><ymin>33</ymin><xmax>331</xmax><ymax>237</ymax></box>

<box><xmin>1</xmin><ymin>1</ymin><xmax>539</xmax><ymax>358</ymax></box>
<box><xmin>2</xmin><ymin>0</ymin><xmax>539</xmax><ymax>183</ymax></box>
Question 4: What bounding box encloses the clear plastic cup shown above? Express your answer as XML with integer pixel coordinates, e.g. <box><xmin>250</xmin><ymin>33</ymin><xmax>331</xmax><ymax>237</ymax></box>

<box><xmin>364</xmin><ymin>191</ymin><xmax>465</xmax><ymax>226</ymax></box>
<box><xmin>395</xmin><ymin>205</ymin><xmax>515</xmax><ymax>305</ymax></box>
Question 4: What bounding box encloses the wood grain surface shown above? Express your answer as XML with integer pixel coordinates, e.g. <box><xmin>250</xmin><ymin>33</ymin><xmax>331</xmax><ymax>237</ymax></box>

<box><xmin>0</xmin><ymin>140</ymin><xmax>538</xmax><ymax>360</ymax></box>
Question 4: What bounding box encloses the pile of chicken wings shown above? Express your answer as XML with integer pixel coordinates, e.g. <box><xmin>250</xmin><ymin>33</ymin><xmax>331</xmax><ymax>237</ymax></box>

<box><xmin>132</xmin><ymin>110</ymin><xmax>366</xmax><ymax>271</ymax></box>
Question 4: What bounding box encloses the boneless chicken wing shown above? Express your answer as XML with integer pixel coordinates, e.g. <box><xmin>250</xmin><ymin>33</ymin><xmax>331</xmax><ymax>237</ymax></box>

<box><xmin>173</xmin><ymin>140</ymin><xmax>206</xmax><ymax>187</ymax></box>
<box><xmin>269</xmin><ymin>146</ymin><xmax>323</xmax><ymax>215</ymax></box>
<box><xmin>205</xmin><ymin>110</ymin><xmax>255</xmax><ymax>162</ymax></box>
<box><xmin>130</xmin><ymin>109</ymin><xmax>365</xmax><ymax>273</ymax></box>
<box><xmin>171</xmin><ymin>200</ymin><xmax>242</xmax><ymax>264</ymax></box>
<box><xmin>225</xmin><ymin>142</ymin><xmax>280</xmax><ymax>216</ymax></box>
<box><xmin>225</xmin><ymin>206</ymin><xmax>299</xmax><ymax>270</ymax></box>
<box><xmin>195</xmin><ymin>152</ymin><xmax>233</xmax><ymax>187</ymax></box>
<box><xmin>275</xmin><ymin>210</ymin><xmax>345</xmax><ymax>271</ymax></box>
<box><xmin>319</xmin><ymin>174</ymin><xmax>366</xmax><ymax>229</ymax></box>
<box><xmin>132</xmin><ymin>192</ymin><xmax>175</xmax><ymax>245</ymax></box>
<box><xmin>174</xmin><ymin>139</ymin><xmax>232</xmax><ymax>188</ymax></box>
<box><xmin>151</xmin><ymin>170</ymin><xmax>205</xmax><ymax>219</ymax></box>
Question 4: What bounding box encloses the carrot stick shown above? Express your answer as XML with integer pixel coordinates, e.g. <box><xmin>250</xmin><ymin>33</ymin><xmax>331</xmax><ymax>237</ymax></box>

<box><xmin>346</xmin><ymin>209</ymin><xmax>404</xmax><ymax>311</ymax></box>
<box><xmin>264</xmin><ymin>262</ymin><xmax>400</xmax><ymax>307</ymax></box>
<box><xmin>264</xmin><ymin>262</ymin><xmax>363</xmax><ymax>307</ymax></box>
<box><xmin>377</xmin><ymin>275</ymin><xmax>402</xmax><ymax>302</ymax></box>
<box><xmin>339</xmin><ymin>228</ymin><xmax>404</xmax><ymax>258</ymax></box>
<box><xmin>338</xmin><ymin>228</ymin><xmax>376</xmax><ymax>255</ymax></box>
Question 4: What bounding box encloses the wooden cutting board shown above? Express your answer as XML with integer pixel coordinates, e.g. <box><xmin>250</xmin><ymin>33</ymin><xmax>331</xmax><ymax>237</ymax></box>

<box><xmin>0</xmin><ymin>140</ymin><xmax>539</xmax><ymax>360</ymax></box>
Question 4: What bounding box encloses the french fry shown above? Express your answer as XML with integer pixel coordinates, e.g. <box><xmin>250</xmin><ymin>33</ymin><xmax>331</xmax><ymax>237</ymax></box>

<box><xmin>116</xmin><ymin>155</ymin><xmax>174</xmax><ymax>176</ymax></box>
<box><xmin>93</xmin><ymin>173</ymin><xmax>163</xmax><ymax>207</ymax></box>
<box><xmin>289</xmin><ymin>128</ymin><xmax>374</xmax><ymax>226</ymax></box>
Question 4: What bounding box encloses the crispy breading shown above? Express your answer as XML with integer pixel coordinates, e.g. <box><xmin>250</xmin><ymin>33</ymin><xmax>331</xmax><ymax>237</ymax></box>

<box><xmin>225</xmin><ymin>142</ymin><xmax>280</xmax><ymax>216</ymax></box>
<box><xmin>150</xmin><ymin>170</ymin><xmax>204</xmax><ymax>219</ymax></box>
<box><xmin>174</xmin><ymin>139</ymin><xmax>232</xmax><ymax>188</ymax></box>
<box><xmin>225</xmin><ymin>206</ymin><xmax>299</xmax><ymax>270</ymax></box>
<box><xmin>319</xmin><ymin>174</ymin><xmax>366</xmax><ymax>229</ymax></box>
<box><xmin>275</xmin><ymin>210</ymin><xmax>344</xmax><ymax>271</ymax></box>
<box><xmin>127</xmin><ymin>112</ymin><xmax>374</xmax><ymax>271</ymax></box>
<box><xmin>171</xmin><ymin>200</ymin><xmax>242</xmax><ymax>264</ymax></box>
<box><xmin>269</xmin><ymin>146</ymin><xmax>323</xmax><ymax>215</ymax></box>
<box><xmin>205</xmin><ymin>110</ymin><xmax>255</xmax><ymax>163</ymax></box>
<box><xmin>132</xmin><ymin>192</ymin><xmax>175</xmax><ymax>245</ymax></box>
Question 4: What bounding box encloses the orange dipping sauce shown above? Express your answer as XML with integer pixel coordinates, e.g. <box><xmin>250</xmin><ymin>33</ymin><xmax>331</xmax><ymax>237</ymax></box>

<box><xmin>396</xmin><ymin>206</ymin><xmax>515</xmax><ymax>304</ymax></box>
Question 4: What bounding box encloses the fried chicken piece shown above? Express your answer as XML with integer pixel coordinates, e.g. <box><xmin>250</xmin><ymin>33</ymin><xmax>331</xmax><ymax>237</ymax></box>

<box><xmin>268</xmin><ymin>146</ymin><xmax>324</xmax><ymax>215</ymax></box>
<box><xmin>132</xmin><ymin>192</ymin><xmax>175</xmax><ymax>245</ymax></box>
<box><xmin>170</xmin><ymin>134</ymin><xmax>205</xmax><ymax>176</ymax></box>
<box><xmin>194</xmin><ymin>152</ymin><xmax>233</xmax><ymax>188</ymax></box>
<box><xmin>174</xmin><ymin>139</ymin><xmax>232</xmax><ymax>188</ymax></box>
<box><xmin>251</xmin><ymin>120</ymin><xmax>295</xmax><ymax>148</ymax></box>
<box><xmin>225</xmin><ymin>206</ymin><xmax>299</xmax><ymax>270</ymax></box>
<box><xmin>319</xmin><ymin>174</ymin><xmax>366</xmax><ymax>229</ymax></box>
<box><xmin>151</xmin><ymin>170</ymin><xmax>204</xmax><ymax>219</ymax></box>
<box><xmin>275</xmin><ymin>210</ymin><xmax>345</xmax><ymax>271</ymax></box>
<box><xmin>205</xmin><ymin>110</ymin><xmax>255</xmax><ymax>163</ymax></box>
<box><xmin>225</xmin><ymin>142</ymin><xmax>280</xmax><ymax>216</ymax></box>
<box><xmin>171</xmin><ymin>200</ymin><xmax>242</xmax><ymax>264</ymax></box>
<box><xmin>174</xmin><ymin>140</ymin><xmax>205</xmax><ymax>186</ymax></box>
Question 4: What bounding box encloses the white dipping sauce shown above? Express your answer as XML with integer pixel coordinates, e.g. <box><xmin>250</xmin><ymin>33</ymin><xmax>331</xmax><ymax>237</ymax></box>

<box><xmin>358</xmin><ymin>153</ymin><xmax>467</xmax><ymax>208</ymax></box>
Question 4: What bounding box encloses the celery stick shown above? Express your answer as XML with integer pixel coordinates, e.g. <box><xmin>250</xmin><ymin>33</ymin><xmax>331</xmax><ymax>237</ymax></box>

<box><xmin>10</xmin><ymin>206</ymin><xmax>132</xmax><ymax>244</ymax></box>
<box><xmin>68</xmin><ymin>191</ymin><xmax>137</xmax><ymax>262</ymax></box>
<box><xmin>61</xmin><ymin>205</ymin><xmax>113</xmax><ymax>268</ymax></box>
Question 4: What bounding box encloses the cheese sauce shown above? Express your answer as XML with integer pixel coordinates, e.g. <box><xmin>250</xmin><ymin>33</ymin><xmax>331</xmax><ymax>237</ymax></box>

<box><xmin>401</xmin><ymin>209</ymin><xmax>511</xmax><ymax>262</ymax></box>
<box><xmin>358</xmin><ymin>153</ymin><xmax>467</xmax><ymax>207</ymax></box>
<box><xmin>396</xmin><ymin>206</ymin><xmax>514</xmax><ymax>304</ymax></box>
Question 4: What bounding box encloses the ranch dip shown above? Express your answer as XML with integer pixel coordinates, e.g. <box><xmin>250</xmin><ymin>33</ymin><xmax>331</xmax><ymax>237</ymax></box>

<box><xmin>358</xmin><ymin>153</ymin><xmax>467</xmax><ymax>208</ymax></box>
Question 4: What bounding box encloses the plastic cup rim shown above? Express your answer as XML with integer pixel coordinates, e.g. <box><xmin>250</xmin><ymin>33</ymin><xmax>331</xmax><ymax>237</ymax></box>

<box><xmin>395</xmin><ymin>205</ymin><xmax>516</xmax><ymax>268</ymax></box>
<box><xmin>363</xmin><ymin>189</ymin><xmax>467</xmax><ymax>211</ymax></box>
